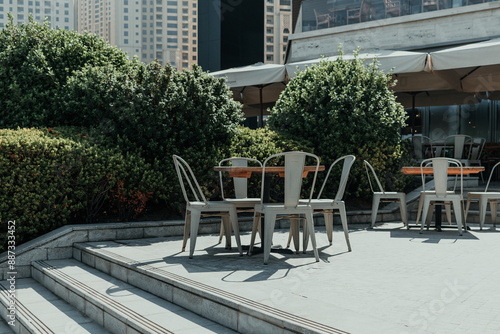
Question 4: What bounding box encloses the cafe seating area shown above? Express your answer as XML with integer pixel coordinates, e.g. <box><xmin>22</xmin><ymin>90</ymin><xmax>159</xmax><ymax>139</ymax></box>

<box><xmin>174</xmin><ymin>148</ymin><xmax>498</xmax><ymax>264</ymax></box>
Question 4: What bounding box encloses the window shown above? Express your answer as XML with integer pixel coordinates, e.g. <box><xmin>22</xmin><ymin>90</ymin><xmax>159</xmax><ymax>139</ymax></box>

<box><xmin>124</xmin><ymin>15</ymin><xmax>128</xmax><ymax>20</ymax></box>
<box><xmin>124</xmin><ymin>39</ymin><xmax>129</xmax><ymax>44</ymax></box>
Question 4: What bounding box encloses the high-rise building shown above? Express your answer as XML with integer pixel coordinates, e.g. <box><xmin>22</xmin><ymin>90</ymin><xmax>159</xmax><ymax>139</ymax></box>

<box><xmin>0</xmin><ymin>0</ymin><xmax>77</xmax><ymax>31</ymax></box>
<box><xmin>198</xmin><ymin>0</ymin><xmax>264</xmax><ymax>72</ymax></box>
<box><xmin>77</xmin><ymin>0</ymin><xmax>198</xmax><ymax>71</ymax></box>
<box><xmin>264</xmin><ymin>0</ymin><xmax>292</xmax><ymax>65</ymax></box>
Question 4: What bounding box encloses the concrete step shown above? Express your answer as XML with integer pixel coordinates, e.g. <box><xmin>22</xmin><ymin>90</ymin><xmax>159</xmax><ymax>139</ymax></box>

<box><xmin>32</xmin><ymin>259</ymin><xmax>237</xmax><ymax>334</ymax></box>
<box><xmin>74</xmin><ymin>241</ymin><xmax>346</xmax><ymax>334</ymax></box>
<box><xmin>0</xmin><ymin>277</ymin><xmax>108</xmax><ymax>334</ymax></box>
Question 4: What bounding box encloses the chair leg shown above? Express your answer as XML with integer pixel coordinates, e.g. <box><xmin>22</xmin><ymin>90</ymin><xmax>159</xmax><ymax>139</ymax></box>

<box><xmin>414</xmin><ymin>192</ymin><xmax>424</xmax><ymax>227</ymax></box>
<box><xmin>464</xmin><ymin>197</ymin><xmax>472</xmax><ymax>223</ymax></box>
<box><xmin>371</xmin><ymin>196</ymin><xmax>381</xmax><ymax>228</ymax></box>
<box><xmin>399</xmin><ymin>195</ymin><xmax>407</xmax><ymax>226</ymax></box>
<box><xmin>445</xmin><ymin>203</ymin><xmax>452</xmax><ymax>225</ymax></box>
<box><xmin>305</xmin><ymin>210</ymin><xmax>319</xmax><ymax>262</ymax></box>
<box><xmin>221</xmin><ymin>213</ymin><xmax>232</xmax><ymax>249</ymax></box>
<box><xmin>324</xmin><ymin>212</ymin><xmax>334</xmax><ymax>245</ymax></box>
<box><xmin>229</xmin><ymin>207</ymin><xmax>243</xmax><ymax>256</ymax></box>
<box><xmin>287</xmin><ymin>216</ymin><xmax>300</xmax><ymax>253</ymax></box>
<box><xmin>248</xmin><ymin>212</ymin><xmax>261</xmax><ymax>256</ymax></box>
<box><xmin>452</xmin><ymin>199</ymin><xmax>463</xmax><ymax>236</ymax></box>
<box><xmin>479</xmin><ymin>198</ymin><xmax>488</xmax><ymax>230</ymax></box>
<box><xmin>182</xmin><ymin>211</ymin><xmax>191</xmax><ymax>252</ymax></box>
<box><xmin>218</xmin><ymin>221</ymin><xmax>224</xmax><ymax>244</ymax></box>
<box><xmin>263</xmin><ymin>213</ymin><xmax>277</xmax><ymax>265</ymax></box>
<box><xmin>421</xmin><ymin>198</ymin><xmax>431</xmax><ymax>234</ymax></box>
<box><xmin>491</xmin><ymin>200</ymin><xmax>498</xmax><ymax>228</ymax></box>
<box><xmin>338</xmin><ymin>205</ymin><xmax>351</xmax><ymax>252</ymax></box>
<box><xmin>188</xmin><ymin>210</ymin><xmax>201</xmax><ymax>258</ymax></box>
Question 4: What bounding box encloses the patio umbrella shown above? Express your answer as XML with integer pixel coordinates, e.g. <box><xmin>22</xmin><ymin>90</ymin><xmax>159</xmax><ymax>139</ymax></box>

<box><xmin>430</xmin><ymin>38</ymin><xmax>500</xmax><ymax>94</ymax></box>
<box><xmin>285</xmin><ymin>50</ymin><xmax>429</xmax><ymax>79</ymax></box>
<box><xmin>209</xmin><ymin>63</ymin><xmax>287</xmax><ymax>126</ymax></box>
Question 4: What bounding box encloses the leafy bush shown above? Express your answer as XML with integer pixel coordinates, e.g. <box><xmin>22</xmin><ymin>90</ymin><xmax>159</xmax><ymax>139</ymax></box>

<box><xmin>0</xmin><ymin>128</ymin><xmax>162</xmax><ymax>251</ymax></box>
<box><xmin>0</xmin><ymin>16</ymin><xmax>134</xmax><ymax>128</ymax></box>
<box><xmin>268</xmin><ymin>49</ymin><xmax>411</xmax><ymax>199</ymax></box>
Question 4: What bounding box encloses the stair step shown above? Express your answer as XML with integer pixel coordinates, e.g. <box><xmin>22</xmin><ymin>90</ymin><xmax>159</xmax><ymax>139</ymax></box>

<box><xmin>32</xmin><ymin>259</ymin><xmax>236</xmax><ymax>334</ymax></box>
<box><xmin>0</xmin><ymin>278</ymin><xmax>108</xmax><ymax>334</ymax></box>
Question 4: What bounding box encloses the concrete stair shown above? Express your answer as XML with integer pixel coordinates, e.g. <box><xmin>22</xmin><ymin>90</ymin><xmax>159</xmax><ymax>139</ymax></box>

<box><xmin>0</xmin><ymin>277</ymin><xmax>108</xmax><ymax>333</ymax></box>
<box><xmin>29</xmin><ymin>259</ymin><xmax>237</xmax><ymax>334</ymax></box>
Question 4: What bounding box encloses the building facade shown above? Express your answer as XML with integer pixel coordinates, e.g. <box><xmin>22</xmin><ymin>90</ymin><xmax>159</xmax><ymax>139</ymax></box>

<box><xmin>0</xmin><ymin>0</ymin><xmax>77</xmax><ymax>30</ymax></box>
<box><xmin>77</xmin><ymin>0</ymin><xmax>198</xmax><ymax>71</ymax></box>
<box><xmin>264</xmin><ymin>0</ymin><xmax>292</xmax><ymax>65</ymax></box>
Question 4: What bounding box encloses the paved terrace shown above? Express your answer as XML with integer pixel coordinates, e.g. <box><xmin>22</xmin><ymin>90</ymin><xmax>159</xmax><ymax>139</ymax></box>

<box><xmin>1</xmin><ymin>181</ymin><xmax>499</xmax><ymax>333</ymax></box>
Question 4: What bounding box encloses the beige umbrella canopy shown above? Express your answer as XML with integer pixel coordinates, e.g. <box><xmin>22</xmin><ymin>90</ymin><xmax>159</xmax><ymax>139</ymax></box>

<box><xmin>430</xmin><ymin>39</ymin><xmax>500</xmax><ymax>94</ymax></box>
<box><xmin>209</xmin><ymin>63</ymin><xmax>287</xmax><ymax>124</ymax></box>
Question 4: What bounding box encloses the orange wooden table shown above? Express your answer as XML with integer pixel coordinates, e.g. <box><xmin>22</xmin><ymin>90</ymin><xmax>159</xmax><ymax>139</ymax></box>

<box><xmin>213</xmin><ymin>166</ymin><xmax>325</xmax><ymax>178</ymax></box>
<box><xmin>401</xmin><ymin>166</ymin><xmax>484</xmax><ymax>176</ymax></box>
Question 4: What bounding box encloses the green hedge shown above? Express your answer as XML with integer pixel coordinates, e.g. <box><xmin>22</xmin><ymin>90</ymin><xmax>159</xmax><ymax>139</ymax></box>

<box><xmin>0</xmin><ymin>128</ymin><xmax>161</xmax><ymax>252</ymax></box>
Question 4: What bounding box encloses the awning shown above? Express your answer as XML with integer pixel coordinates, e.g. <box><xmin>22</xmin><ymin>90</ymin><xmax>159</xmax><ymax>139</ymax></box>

<box><xmin>209</xmin><ymin>63</ymin><xmax>287</xmax><ymax>124</ymax></box>
<box><xmin>285</xmin><ymin>50</ymin><xmax>430</xmax><ymax>79</ymax></box>
<box><xmin>430</xmin><ymin>39</ymin><xmax>500</xmax><ymax>93</ymax></box>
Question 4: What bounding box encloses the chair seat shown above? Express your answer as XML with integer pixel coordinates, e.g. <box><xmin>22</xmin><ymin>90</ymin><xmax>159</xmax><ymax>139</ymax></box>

<box><xmin>187</xmin><ymin>201</ymin><xmax>235</xmax><ymax>210</ymax></box>
<box><xmin>223</xmin><ymin>198</ymin><xmax>261</xmax><ymax>207</ymax></box>
<box><xmin>255</xmin><ymin>203</ymin><xmax>313</xmax><ymax>213</ymax></box>
<box><xmin>299</xmin><ymin>198</ymin><xmax>338</xmax><ymax>209</ymax></box>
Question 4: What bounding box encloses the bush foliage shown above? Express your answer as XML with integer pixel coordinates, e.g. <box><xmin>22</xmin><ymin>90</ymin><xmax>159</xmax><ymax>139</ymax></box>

<box><xmin>268</xmin><ymin>49</ymin><xmax>411</xmax><ymax>199</ymax></box>
<box><xmin>0</xmin><ymin>128</ymin><xmax>161</xmax><ymax>251</ymax></box>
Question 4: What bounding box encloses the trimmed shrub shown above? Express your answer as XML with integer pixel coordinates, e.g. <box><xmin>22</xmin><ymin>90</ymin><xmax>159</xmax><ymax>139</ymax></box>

<box><xmin>0</xmin><ymin>128</ymin><xmax>162</xmax><ymax>251</ymax></box>
<box><xmin>268</xmin><ymin>49</ymin><xmax>411</xmax><ymax>199</ymax></box>
<box><xmin>0</xmin><ymin>16</ymin><xmax>134</xmax><ymax>128</ymax></box>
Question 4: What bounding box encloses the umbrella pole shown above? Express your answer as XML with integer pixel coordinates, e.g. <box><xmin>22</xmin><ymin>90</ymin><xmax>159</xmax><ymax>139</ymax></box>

<box><xmin>412</xmin><ymin>93</ymin><xmax>416</xmax><ymax>138</ymax></box>
<box><xmin>259</xmin><ymin>85</ymin><xmax>264</xmax><ymax>127</ymax></box>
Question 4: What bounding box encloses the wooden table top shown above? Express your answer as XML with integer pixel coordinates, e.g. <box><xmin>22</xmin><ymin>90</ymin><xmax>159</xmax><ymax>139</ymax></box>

<box><xmin>214</xmin><ymin>166</ymin><xmax>325</xmax><ymax>178</ymax></box>
<box><xmin>401</xmin><ymin>166</ymin><xmax>485</xmax><ymax>175</ymax></box>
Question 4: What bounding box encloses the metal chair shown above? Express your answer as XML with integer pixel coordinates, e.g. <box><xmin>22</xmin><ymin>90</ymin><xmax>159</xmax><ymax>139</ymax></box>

<box><xmin>465</xmin><ymin>161</ymin><xmax>500</xmax><ymax>230</ymax></box>
<box><xmin>288</xmin><ymin>155</ymin><xmax>356</xmax><ymax>252</ymax></box>
<box><xmin>419</xmin><ymin>158</ymin><xmax>465</xmax><ymax>235</ymax></box>
<box><xmin>218</xmin><ymin>157</ymin><xmax>262</xmax><ymax>245</ymax></box>
<box><xmin>385</xmin><ymin>0</ymin><xmax>402</xmax><ymax>18</ymax></box>
<box><xmin>314</xmin><ymin>9</ymin><xmax>332</xmax><ymax>29</ymax></box>
<box><xmin>444</xmin><ymin>135</ymin><xmax>473</xmax><ymax>164</ymax></box>
<box><xmin>364</xmin><ymin>160</ymin><xmax>407</xmax><ymax>228</ymax></box>
<box><xmin>172</xmin><ymin>155</ymin><xmax>242</xmax><ymax>258</ymax></box>
<box><xmin>248</xmin><ymin>152</ymin><xmax>320</xmax><ymax>264</ymax></box>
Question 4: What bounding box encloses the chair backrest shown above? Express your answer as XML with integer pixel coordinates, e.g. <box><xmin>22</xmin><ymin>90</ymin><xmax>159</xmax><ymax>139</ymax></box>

<box><xmin>468</xmin><ymin>137</ymin><xmax>486</xmax><ymax>161</ymax></box>
<box><xmin>363</xmin><ymin>160</ymin><xmax>385</xmax><ymax>194</ymax></box>
<box><xmin>218</xmin><ymin>157</ymin><xmax>262</xmax><ymax>199</ymax></box>
<box><xmin>413</xmin><ymin>135</ymin><xmax>433</xmax><ymax>160</ymax></box>
<box><xmin>420</xmin><ymin>157</ymin><xmax>463</xmax><ymax>197</ymax></box>
<box><xmin>172</xmin><ymin>155</ymin><xmax>207</xmax><ymax>204</ymax></box>
<box><xmin>484</xmin><ymin>161</ymin><xmax>500</xmax><ymax>192</ymax></box>
<box><xmin>317</xmin><ymin>155</ymin><xmax>356</xmax><ymax>202</ymax></box>
<box><xmin>261</xmin><ymin>152</ymin><xmax>320</xmax><ymax>208</ymax></box>
<box><xmin>445</xmin><ymin>135</ymin><xmax>472</xmax><ymax>160</ymax></box>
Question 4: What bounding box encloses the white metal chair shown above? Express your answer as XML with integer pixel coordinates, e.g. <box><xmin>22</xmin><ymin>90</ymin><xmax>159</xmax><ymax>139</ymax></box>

<box><xmin>248</xmin><ymin>152</ymin><xmax>320</xmax><ymax>264</ymax></box>
<box><xmin>412</xmin><ymin>135</ymin><xmax>433</xmax><ymax>163</ymax></box>
<box><xmin>288</xmin><ymin>155</ymin><xmax>356</xmax><ymax>252</ymax></box>
<box><xmin>172</xmin><ymin>155</ymin><xmax>242</xmax><ymax>258</ymax></box>
<box><xmin>364</xmin><ymin>160</ymin><xmax>407</xmax><ymax>228</ymax></box>
<box><xmin>218</xmin><ymin>157</ymin><xmax>262</xmax><ymax>245</ymax></box>
<box><xmin>467</xmin><ymin>137</ymin><xmax>486</xmax><ymax>181</ymax></box>
<box><xmin>444</xmin><ymin>135</ymin><xmax>472</xmax><ymax>164</ymax></box>
<box><xmin>414</xmin><ymin>160</ymin><xmax>455</xmax><ymax>228</ymax></box>
<box><xmin>465</xmin><ymin>161</ymin><xmax>500</xmax><ymax>230</ymax></box>
<box><xmin>419</xmin><ymin>158</ymin><xmax>465</xmax><ymax>235</ymax></box>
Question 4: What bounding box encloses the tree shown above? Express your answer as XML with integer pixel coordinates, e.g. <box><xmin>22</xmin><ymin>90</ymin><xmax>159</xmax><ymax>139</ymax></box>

<box><xmin>268</xmin><ymin>49</ymin><xmax>409</xmax><ymax>199</ymax></box>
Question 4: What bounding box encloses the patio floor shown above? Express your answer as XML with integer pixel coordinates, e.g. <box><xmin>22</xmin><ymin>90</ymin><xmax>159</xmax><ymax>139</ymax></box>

<box><xmin>78</xmin><ymin>221</ymin><xmax>500</xmax><ymax>334</ymax></box>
